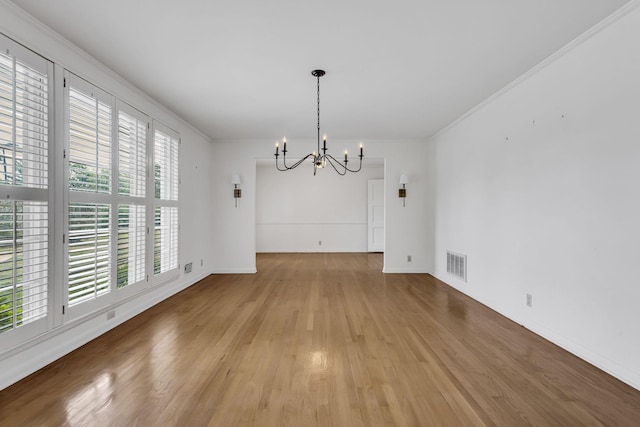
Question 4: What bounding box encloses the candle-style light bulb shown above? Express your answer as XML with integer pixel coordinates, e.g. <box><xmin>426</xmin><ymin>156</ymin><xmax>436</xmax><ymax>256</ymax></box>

<box><xmin>323</xmin><ymin>134</ymin><xmax>327</xmax><ymax>151</ymax></box>
<box><xmin>275</xmin><ymin>141</ymin><xmax>279</xmax><ymax>155</ymax></box>
<box><xmin>359</xmin><ymin>143</ymin><xmax>363</xmax><ymax>156</ymax></box>
<box><xmin>344</xmin><ymin>150</ymin><xmax>348</xmax><ymax>162</ymax></box>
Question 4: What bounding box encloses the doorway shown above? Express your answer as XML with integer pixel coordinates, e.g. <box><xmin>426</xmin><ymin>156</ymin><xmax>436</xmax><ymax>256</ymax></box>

<box><xmin>367</xmin><ymin>179</ymin><xmax>384</xmax><ymax>252</ymax></box>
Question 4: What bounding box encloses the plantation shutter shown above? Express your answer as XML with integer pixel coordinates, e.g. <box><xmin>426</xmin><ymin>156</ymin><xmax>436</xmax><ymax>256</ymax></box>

<box><xmin>68</xmin><ymin>87</ymin><xmax>111</xmax><ymax>193</ymax></box>
<box><xmin>117</xmin><ymin>106</ymin><xmax>147</xmax><ymax>289</ymax></box>
<box><xmin>0</xmin><ymin>36</ymin><xmax>50</xmax><ymax>336</ymax></box>
<box><xmin>0</xmin><ymin>51</ymin><xmax>49</xmax><ymax>189</ymax></box>
<box><xmin>67</xmin><ymin>203</ymin><xmax>110</xmax><ymax>304</ymax></box>
<box><xmin>153</xmin><ymin>125</ymin><xmax>178</xmax><ymax>277</ymax></box>
<box><xmin>154</xmin><ymin>129</ymin><xmax>178</xmax><ymax>201</ymax></box>
<box><xmin>118</xmin><ymin>110</ymin><xmax>146</xmax><ymax>197</ymax></box>
<box><xmin>67</xmin><ymin>75</ymin><xmax>113</xmax><ymax>306</ymax></box>
<box><xmin>153</xmin><ymin>206</ymin><xmax>178</xmax><ymax>275</ymax></box>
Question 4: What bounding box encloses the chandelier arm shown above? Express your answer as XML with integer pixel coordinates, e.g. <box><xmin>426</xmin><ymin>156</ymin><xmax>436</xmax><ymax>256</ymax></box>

<box><xmin>275</xmin><ymin>158</ymin><xmax>288</xmax><ymax>171</ymax></box>
<box><xmin>277</xmin><ymin>158</ymin><xmax>297</xmax><ymax>171</ymax></box>
<box><xmin>324</xmin><ymin>155</ymin><xmax>348</xmax><ymax>176</ymax></box>
<box><xmin>283</xmin><ymin>151</ymin><xmax>310</xmax><ymax>170</ymax></box>
<box><xmin>292</xmin><ymin>154</ymin><xmax>315</xmax><ymax>169</ymax></box>
<box><xmin>325</xmin><ymin>153</ymin><xmax>364</xmax><ymax>173</ymax></box>
<box><xmin>276</xmin><ymin>153</ymin><xmax>314</xmax><ymax>171</ymax></box>
<box><xmin>282</xmin><ymin>151</ymin><xmax>292</xmax><ymax>169</ymax></box>
<box><xmin>275</xmin><ymin>153</ymin><xmax>289</xmax><ymax>171</ymax></box>
<box><xmin>343</xmin><ymin>156</ymin><xmax>364</xmax><ymax>173</ymax></box>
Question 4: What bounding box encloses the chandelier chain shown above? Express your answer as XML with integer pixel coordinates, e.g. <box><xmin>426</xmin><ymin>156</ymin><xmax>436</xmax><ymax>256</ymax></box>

<box><xmin>317</xmin><ymin>75</ymin><xmax>320</xmax><ymax>132</ymax></box>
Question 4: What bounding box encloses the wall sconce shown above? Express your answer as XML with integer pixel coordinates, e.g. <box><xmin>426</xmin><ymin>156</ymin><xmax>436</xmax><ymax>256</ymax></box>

<box><xmin>231</xmin><ymin>174</ymin><xmax>242</xmax><ymax>207</ymax></box>
<box><xmin>399</xmin><ymin>174</ymin><xmax>409</xmax><ymax>207</ymax></box>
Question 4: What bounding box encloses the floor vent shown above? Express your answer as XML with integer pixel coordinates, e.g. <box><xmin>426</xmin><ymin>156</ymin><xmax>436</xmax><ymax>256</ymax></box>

<box><xmin>446</xmin><ymin>251</ymin><xmax>467</xmax><ymax>282</ymax></box>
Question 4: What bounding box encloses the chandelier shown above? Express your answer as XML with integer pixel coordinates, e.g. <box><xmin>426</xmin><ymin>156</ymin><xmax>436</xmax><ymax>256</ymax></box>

<box><xmin>274</xmin><ymin>70</ymin><xmax>364</xmax><ymax>175</ymax></box>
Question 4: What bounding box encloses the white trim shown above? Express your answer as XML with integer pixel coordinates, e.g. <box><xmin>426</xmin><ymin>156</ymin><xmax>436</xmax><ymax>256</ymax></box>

<box><xmin>0</xmin><ymin>29</ymin><xmax>47</xmax><ymax>73</ymax></box>
<box><xmin>523</xmin><ymin>320</ymin><xmax>640</xmax><ymax>392</ymax></box>
<box><xmin>430</xmin><ymin>0</ymin><xmax>640</xmax><ymax>141</ymax></box>
<box><xmin>115</xmin><ymin>101</ymin><xmax>149</xmax><ymax>295</ymax></box>
<box><xmin>256</xmin><ymin>222</ymin><xmax>367</xmax><ymax>226</ymax></box>
<box><xmin>0</xmin><ymin>271</ymin><xmax>210</xmax><ymax>391</ymax></box>
<box><xmin>51</xmin><ymin>63</ymin><xmax>64</xmax><ymax>331</ymax></box>
<box><xmin>117</xmin><ymin>99</ymin><xmax>150</xmax><ymax>124</ymax></box>
<box><xmin>0</xmin><ymin>0</ymin><xmax>211</xmax><ymax>144</ymax></box>
<box><xmin>0</xmin><ymin>33</ymin><xmax>53</xmax><ymax>349</ymax></box>
<box><xmin>65</xmin><ymin>70</ymin><xmax>113</xmax><ymax>105</ymax></box>
<box><xmin>211</xmin><ymin>269</ymin><xmax>257</xmax><ymax>274</ymax></box>
<box><xmin>256</xmin><ymin>250</ymin><xmax>366</xmax><ymax>254</ymax></box>
<box><xmin>64</xmin><ymin>75</ymin><xmax>117</xmax><ymax>319</ymax></box>
<box><xmin>0</xmin><ymin>0</ymin><xmax>203</xmax><ymax>392</ymax></box>
<box><xmin>382</xmin><ymin>268</ymin><xmax>430</xmax><ymax>274</ymax></box>
<box><xmin>152</xmin><ymin>269</ymin><xmax>180</xmax><ymax>286</ymax></box>
<box><xmin>432</xmin><ymin>273</ymin><xmax>640</xmax><ymax>391</ymax></box>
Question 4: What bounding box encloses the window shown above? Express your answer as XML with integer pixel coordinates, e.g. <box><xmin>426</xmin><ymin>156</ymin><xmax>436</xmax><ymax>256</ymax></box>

<box><xmin>118</xmin><ymin>109</ymin><xmax>146</xmax><ymax>197</ymax></box>
<box><xmin>117</xmin><ymin>204</ymin><xmax>145</xmax><ymax>288</ymax></box>
<box><xmin>68</xmin><ymin>87</ymin><xmax>111</xmax><ymax>194</ymax></box>
<box><xmin>0</xmin><ymin>31</ymin><xmax>183</xmax><ymax>354</ymax></box>
<box><xmin>66</xmin><ymin>74</ymin><xmax>113</xmax><ymax>307</ymax></box>
<box><xmin>153</xmin><ymin>124</ymin><xmax>178</xmax><ymax>277</ymax></box>
<box><xmin>0</xmin><ymin>35</ymin><xmax>50</xmax><ymax>338</ymax></box>
<box><xmin>67</xmin><ymin>202</ymin><xmax>110</xmax><ymax>304</ymax></box>
<box><xmin>117</xmin><ymin>106</ymin><xmax>147</xmax><ymax>289</ymax></box>
<box><xmin>65</xmin><ymin>74</ymin><xmax>181</xmax><ymax>314</ymax></box>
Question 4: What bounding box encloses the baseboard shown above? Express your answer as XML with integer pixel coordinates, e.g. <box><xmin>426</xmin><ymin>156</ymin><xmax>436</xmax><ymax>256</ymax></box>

<box><xmin>432</xmin><ymin>272</ymin><xmax>640</xmax><ymax>392</ymax></box>
<box><xmin>382</xmin><ymin>267</ymin><xmax>430</xmax><ymax>274</ymax></box>
<box><xmin>256</xmin><ymin>249</ymin><xmax>366</xmax><ymax>253</ymax></box>
<box><xmin>211</xmin><ymin>268</ymin><xmax>257</xmax><ymax>274</ymax></box>
<box><xmin>0</xmin><ymin>272</ymin><xmax>210</xmax><ymax>391</ymax></box>
<box><xmin>524</xmin><ymin>320</ymin><xmax>640</xmax><ymax>391</ymax></box>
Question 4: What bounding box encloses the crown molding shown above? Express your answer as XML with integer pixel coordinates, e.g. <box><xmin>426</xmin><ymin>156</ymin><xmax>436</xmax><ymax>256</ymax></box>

<box><xmin>0</xmin><ymin>0</ymin><xmax>212</xmax><ymax>144</ymax></box>
<box><xmin>429</xmin><ymin>0</ymin><xmax>640</xmax><ymax>141</ymax></box>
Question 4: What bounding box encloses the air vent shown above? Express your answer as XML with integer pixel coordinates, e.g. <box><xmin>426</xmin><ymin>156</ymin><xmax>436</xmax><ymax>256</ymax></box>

<box><xmin>446</xmin><ymin>251</ymin><xmax>467</xmax><ymax>282</ymax></box>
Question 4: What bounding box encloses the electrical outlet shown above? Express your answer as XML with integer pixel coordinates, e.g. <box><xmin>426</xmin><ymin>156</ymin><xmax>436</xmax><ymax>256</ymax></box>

<box><xmin>318</xmin><ymin>240</ymin><xmax>322</xmax><ymax>246</ymax></box>
<box><xmin>407</xmin><ymin>255</ymin><xmax>412</xmax><ymax>262</ymax></box>
<box><xmin>107</xmin><ymin>310</ymin><xmax>115</xmax><ymax>320</ymax></box>
<box><xmin>184</xmin><ymin>262</ymin><xmax>193</xmax><ymax>274</ymax></box>
<box><xmin>526</xmin><ymin>294</ymin><xmax>532</xmax><ymax>308</ymax></box>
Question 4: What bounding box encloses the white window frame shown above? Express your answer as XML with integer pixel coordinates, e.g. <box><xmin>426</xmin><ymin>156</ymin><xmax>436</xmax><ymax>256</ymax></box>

<box><xmin>63</xmin><ymin>73</ymin><xmax>183</xmax><ymax>321</ymax></box>
<box><xmin>115</xmin><ymin>100</ymin><xmax>150</xmax><ymax>300</ymax></box>
<box><xmin>63</xmin><ymin>71</ymin><xmax>116</xmax><ymax>320</ymax></box>
<box><xmin>0</xmin><ymin>34</ymin><xmax>53</xmax><ymax>349</ymax></box>
<box><xmin>0</xmin><ymin>30</ymin><xmax>186</xmax><ymax>356</ymax></box>
<box><xmin>151</xmin><ymin>120</ymin><xmax>179</xmax><ymax>285</ymax></box>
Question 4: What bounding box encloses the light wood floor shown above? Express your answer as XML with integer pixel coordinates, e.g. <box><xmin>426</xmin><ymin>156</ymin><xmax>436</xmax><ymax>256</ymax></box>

<box><xmin>1</xmin><ymin>253</ymin><xmax>640</xmax><ymax>426</ymax></box>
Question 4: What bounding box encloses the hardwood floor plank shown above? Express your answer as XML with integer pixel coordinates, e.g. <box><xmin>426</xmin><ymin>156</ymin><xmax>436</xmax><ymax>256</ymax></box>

<box><xmin>1</xmin><ymin>253</ymin><xmax>640</xmax><ymax>426</ymax></box>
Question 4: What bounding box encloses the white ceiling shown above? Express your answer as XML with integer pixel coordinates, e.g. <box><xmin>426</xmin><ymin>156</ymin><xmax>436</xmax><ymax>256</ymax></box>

<box><xmin>10</xmin><ymin>0</ymin><xmax>630</xmax><ymax>141</ymax></box>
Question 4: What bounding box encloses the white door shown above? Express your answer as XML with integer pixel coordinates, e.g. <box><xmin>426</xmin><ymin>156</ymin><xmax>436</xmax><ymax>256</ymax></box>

<box><xmin>368</xmin><ymin>179</ymin><xmax>384</xmax><ymax>252</ymax></box>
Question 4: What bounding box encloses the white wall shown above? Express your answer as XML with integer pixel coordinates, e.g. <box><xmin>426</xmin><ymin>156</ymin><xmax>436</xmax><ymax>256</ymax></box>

<box><xmin>177</xmin><ymin>126</ymin><xmax>215</xmax><ymax>275</ymax></box>
<box><xmin>429</xmin><ymin>3</ymin><xmax>640</xmax><ymax>389</ymax></box>
<box><xmin>256</xmin><ymin>162</ymin><xmax>383</xmax><ymax>252</ymax></box>
<box><xmin>0</xmin><ymin>1</ymin><xmax>214</xmax><ymax>390</ymax></box>
<box><xmin>211</xmin><ymin>139</ymin><xmax>432</xmax><ymax>273</ymax></box>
